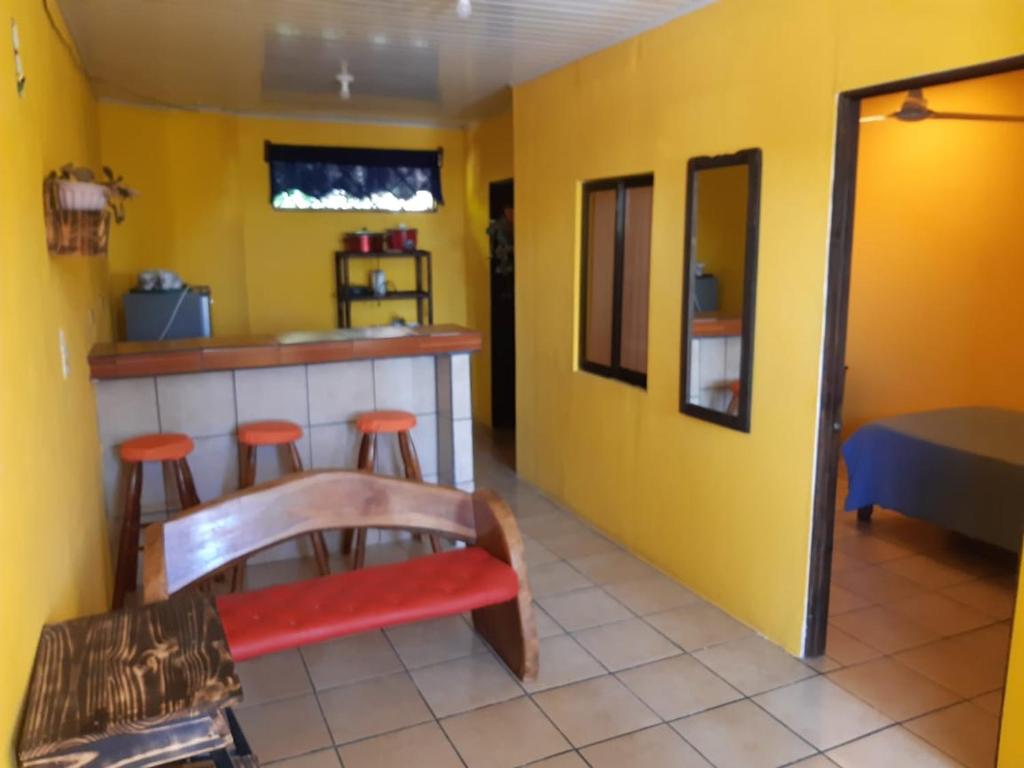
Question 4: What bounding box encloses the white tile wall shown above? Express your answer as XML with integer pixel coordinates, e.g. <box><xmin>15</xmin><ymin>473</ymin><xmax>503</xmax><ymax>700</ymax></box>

<box><xmin>157</xmin><ymin>372</ymin><xmax>236</xmax><ymax>437</ymax></box>
<box><xmin>235</xmin><ymin>366</ymin><xmax>309</xmax><ymax>426</ymax></box>
<box><xmin>94</xmin><ymin>353</ymin><xmax>474</xmax><ymax>565</ymax></box>
<box><xmin>307</xmin><ymin>361</ymin><xmax>375</xmax><ymax>425</ymax></box>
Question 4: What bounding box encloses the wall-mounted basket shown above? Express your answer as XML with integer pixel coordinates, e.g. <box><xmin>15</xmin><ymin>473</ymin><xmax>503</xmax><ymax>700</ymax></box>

<box><xmin>43</xmin><ymin>176</ymin><xmax>111</xmax><ymax>256</ymax></box>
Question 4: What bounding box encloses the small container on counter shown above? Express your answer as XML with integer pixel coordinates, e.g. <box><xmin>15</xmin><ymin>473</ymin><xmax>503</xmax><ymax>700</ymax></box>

<box><xmin>385</xmin><ymin>225</ymin><xmax>418</xmax><ymax>252</ymax></box>
<box><xmin>343</xmin><ymin>229</ymin><xmax>384</xmax><ymax>253</ymax></box>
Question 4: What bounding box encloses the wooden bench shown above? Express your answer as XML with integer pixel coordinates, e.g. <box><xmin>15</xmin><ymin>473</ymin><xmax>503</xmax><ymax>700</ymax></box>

<box><xmin>143</xmin><ymin>471</ymin><xmax>538</xmax><ymax>680</ymax></box>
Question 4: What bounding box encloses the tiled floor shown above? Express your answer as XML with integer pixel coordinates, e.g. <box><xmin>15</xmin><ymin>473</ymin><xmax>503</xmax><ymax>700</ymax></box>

<box><xmin>231</xmin><ymin>432</ymin><xmax>1016</xmax><ymax>768</ymax></box>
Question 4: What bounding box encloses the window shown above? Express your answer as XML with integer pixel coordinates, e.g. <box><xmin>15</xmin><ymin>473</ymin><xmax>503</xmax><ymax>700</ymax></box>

<box><xmin>265</xmin><ymin>142</ymin><xmax>443</xmax><ymax>212</ymax></box>
<box><xmin>579</xmin><ymin>174</ymin><xmax>654</xmax><ymax>387</ymax></box>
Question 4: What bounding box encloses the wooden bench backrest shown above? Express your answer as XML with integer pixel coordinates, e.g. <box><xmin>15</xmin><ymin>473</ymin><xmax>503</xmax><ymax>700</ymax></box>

<box><xmin>143</xmin><ymin>470</ymin><xmax>479</xmax><ymax>602</ymax></box>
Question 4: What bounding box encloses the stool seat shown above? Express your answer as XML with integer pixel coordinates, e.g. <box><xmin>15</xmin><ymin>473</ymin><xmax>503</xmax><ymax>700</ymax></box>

<box><xmin>238</xmin><ymin>420</ymin><xmax>303</xmax><ymax>446</ymax></box>
<box><xmin>120</xmin><ymin>433</ymin><xmax>194</xmax><ymax>463</ymax></box>
<box><xmin>356</xmin><ymin>410</ymin><xmax>417</xmax><ymax>434</ymax></box>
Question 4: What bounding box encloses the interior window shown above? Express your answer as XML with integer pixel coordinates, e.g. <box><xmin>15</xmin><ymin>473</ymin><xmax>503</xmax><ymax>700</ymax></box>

<box><xmin>265</xmin><ymin>142</ymin><xmax>443</xmax><ymax>212</ymax></box>
<box><xmin>579</xmin><ymin>174</ymin><xmax>654</xmax><ymax>387</ymax></box>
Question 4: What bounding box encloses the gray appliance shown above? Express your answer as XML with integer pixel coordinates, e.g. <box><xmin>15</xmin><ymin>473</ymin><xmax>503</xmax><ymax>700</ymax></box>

<box><xmin>123</xmin><ymin>286</ymin><xmax>212</xmax><ymax>341</ymax></box>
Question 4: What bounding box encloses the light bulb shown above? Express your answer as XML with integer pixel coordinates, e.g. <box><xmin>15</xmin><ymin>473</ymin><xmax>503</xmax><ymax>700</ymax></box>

<box><xmin>456</xmin><ymin>0</ymin><xmax>471</xmax><ymax>20</ymax></box>
<box><xmin>336</xmin><ymin>61</ymin><xmax>354</xmax><ymax>100</ymax></box>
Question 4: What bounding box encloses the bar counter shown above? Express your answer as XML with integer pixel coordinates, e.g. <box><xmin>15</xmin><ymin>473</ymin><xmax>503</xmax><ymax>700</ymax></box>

<box><xmin>90</xmin><ymin>325</ymin><xmax>480</xmax><ymax>564</ymax></box>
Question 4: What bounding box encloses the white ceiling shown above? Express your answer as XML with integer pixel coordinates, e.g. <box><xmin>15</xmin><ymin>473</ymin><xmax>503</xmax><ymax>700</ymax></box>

<box><xmin>58</xmin><ymin>0</ymin><xmax>713</xmax><ymax>125</ymax></box>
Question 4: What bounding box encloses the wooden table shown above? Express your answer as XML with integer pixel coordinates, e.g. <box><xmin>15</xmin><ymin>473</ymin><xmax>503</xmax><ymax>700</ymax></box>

<box><xmin>18</xmin><ymin>594</ymin><xmax>249</xmax><ymax>768</ymax></box>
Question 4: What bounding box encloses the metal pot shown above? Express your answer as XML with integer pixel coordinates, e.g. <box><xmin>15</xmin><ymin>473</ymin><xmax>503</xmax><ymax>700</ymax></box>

<box><xmin>344</xmin><ymin>230</ymin><xmax>384</xmax><ymax>253</ymax></box>
<box><xmin>385</xmin><ymin>226</ymin><xmax>418</xmax><ymax>252</ymax></box>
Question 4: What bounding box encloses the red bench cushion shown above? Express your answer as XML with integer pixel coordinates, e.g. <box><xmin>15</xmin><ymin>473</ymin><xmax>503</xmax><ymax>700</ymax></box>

<box><xmin>216</xmin><ymin>547</ymin><xmax>520</xmax><ymax>661</ymax></box>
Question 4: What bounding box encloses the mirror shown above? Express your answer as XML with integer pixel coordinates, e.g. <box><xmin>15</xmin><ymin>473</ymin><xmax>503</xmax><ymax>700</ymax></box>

<box><xmin>680</xmin><ymin>148</ymin><xmax>762</xmax><ymax>432</ymax></box>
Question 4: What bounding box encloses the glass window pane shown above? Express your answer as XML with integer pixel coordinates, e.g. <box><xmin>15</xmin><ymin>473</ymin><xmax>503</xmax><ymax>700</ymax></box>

<box><xmin>584</xmin><ymin>188</ymin><xmax>617</xmax><ymax>367</ymax></box>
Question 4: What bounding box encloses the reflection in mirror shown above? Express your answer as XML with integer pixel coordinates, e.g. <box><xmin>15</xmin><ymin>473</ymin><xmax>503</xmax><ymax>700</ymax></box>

<box><xmin>680</xmin><ymin>149</ymin><xmax>761</xmax><ymax>432</ymax></box>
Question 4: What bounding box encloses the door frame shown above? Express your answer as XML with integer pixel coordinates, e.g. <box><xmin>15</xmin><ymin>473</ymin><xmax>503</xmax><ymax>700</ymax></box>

<box><xmin>804</xmin><ymin>53</ymin><xmax>1024</xmax><ymax>657</ymax></box>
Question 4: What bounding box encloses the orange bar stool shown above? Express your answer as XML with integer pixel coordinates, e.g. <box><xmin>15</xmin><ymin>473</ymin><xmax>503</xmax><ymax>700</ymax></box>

<box><xmin>236</xmin><ymin>420</ymin><xmax>329</xmax><ymax>587</ymax></box>
<box><xmin>113</xmin><ymin>433</ymin><xmax>200</xmax><ymax>609</ymax></box>
<box><xmin>346</xmin><ymin>410</ymin><xmax>440</xmax><ymax>568</ymax></box>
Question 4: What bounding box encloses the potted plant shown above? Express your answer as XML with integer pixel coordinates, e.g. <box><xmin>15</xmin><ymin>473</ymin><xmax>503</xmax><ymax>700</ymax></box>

<box><xmin>47</xmin><ymin>164</ymin><xmax>138</xmax><ymax>222</ymax></box>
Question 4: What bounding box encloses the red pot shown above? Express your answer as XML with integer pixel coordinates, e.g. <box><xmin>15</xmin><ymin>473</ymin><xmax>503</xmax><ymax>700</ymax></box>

<box><xmin>385</xmin><ymin>227</ymin><xmax>418</xmax><ymax>252</ymax></box>
<box><xmin>344</xmin><ymin>231</ymin><xmax>384</xmax><ymax>253</ymax></box>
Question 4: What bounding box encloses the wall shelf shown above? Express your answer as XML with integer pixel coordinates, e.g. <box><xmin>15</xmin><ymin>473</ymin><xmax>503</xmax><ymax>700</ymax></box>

<box><xmin>335</xmin><ymin>250</ymin><xmax>434</xmax><ymax>328</ymax></box>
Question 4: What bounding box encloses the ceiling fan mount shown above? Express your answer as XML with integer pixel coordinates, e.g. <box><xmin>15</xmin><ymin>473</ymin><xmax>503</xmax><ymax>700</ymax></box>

<box><xmin>861</xmin><ymin>87</ymin><xmax>1024</xmax><ymax>124</ymax></box>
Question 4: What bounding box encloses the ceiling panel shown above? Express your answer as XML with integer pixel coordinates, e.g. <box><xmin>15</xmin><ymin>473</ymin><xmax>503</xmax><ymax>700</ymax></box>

<box><xmin>57</xmin><ymin>0</ymin><xmax>714</xmax><ymax>124</ymax></box>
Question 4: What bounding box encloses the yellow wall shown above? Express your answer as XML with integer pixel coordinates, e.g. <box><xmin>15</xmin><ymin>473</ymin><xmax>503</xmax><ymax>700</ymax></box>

<box><xmin>844</xmin><ymin>70</ymin><xmax>1024</xmax><ymax>433</ymax></box>
<box><xmin>0</xmin><ymin>0</ymin><xmax>111</xmax><ymax>764</ymax></box>
<box><xmin>464</xmin><ymin>111</ymin><xmax>514</xmax><ymax>425</ymax></box>
<box><xmin>512</xmin><ymin>0</ymin><xmax>1024</xmax><ymax>662</ymax></box>
<box><xmin>99</xmin><ymin>104</ymin><xmax>468</xmax><ymax>335</ymax></box>
<box><xmin>693</xmin><ymin>163</ymin><xmax>749</xmax><ymax>317</ymax></box>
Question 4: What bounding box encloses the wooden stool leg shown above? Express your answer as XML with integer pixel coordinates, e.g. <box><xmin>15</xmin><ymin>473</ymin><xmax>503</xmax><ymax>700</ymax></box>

<box><xmin>178</xmin><ymin>459</ymin><xmax>200</xmax><ymax>508</ymax></box>
<box><xmin>285</xmin><ymin>442</ymin><xmax>330</xmax><ymax>577</ymax></box>
<box><xmin>347</xmin><ymin>433</ymin><xmax>376</xmax><ymax>564</ymax></box>
<box><xmin>112</xmin><ymin>462</ymin><xmax>143</xmax><ymax>609</ymax></box>
<box><xmin>353</xmin><ymin>528</ymin><xmax>368</xmax><ymax>570</ymax></box>
<box><xmin>397</xmin><ymin>431</ymin><xmax>440</xmax><ymax>553</ymax></box>
<box><xmin>239</xmin><ymin>444</ymin><xmax>256</xmax><ymax>489</ymax></box>
<box><xmin>341</xmin><ymin>529</ymin><xmax>354</xmax><ymax>555</ymax></box>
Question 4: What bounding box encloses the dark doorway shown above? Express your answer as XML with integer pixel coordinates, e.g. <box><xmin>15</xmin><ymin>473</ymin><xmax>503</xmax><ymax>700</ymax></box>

<box><xmin>489</xmin><ymin>178</ymin><xmax>516</xmax><ymax>432</ymax></box>
<box><xmin>806</xmin><ymin>54</ymin><xmax>1024</xmax><ymax>658</ymax></box>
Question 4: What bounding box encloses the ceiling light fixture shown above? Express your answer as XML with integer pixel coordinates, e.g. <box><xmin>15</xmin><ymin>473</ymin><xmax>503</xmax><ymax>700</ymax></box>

<box><xmin>456</xmin><ymin>0</ymin><xmax>472</xmax><ymax>20</ymax></box>
<box><xmin>335</xmin><ymin>60</ymin><xmax>354</xmax><ymax>100</ymax></box>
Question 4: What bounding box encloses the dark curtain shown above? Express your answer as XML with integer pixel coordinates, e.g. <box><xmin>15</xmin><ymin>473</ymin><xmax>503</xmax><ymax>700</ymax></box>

<box><xmin>265</xmin><ymin>142</ymin><xmax>444</xmax><ymax>206</ymax></box>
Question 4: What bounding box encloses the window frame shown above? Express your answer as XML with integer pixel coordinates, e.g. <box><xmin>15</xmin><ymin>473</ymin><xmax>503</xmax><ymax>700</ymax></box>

<box><xmin>578</xmin><ymin>173</ymin><xmax>654</xmax><ymax>389</ymax></box>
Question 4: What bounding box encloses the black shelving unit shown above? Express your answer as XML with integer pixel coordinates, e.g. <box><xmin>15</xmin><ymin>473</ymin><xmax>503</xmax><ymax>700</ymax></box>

<box><xmin>334</xmin><ymin>250</ymin><xmax>434</xmax><ymax>328</ymax></box>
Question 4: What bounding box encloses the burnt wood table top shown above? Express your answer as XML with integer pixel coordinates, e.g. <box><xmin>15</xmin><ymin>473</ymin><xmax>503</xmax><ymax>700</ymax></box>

<box><xmin>18</xmin><ymin>594</ymin><xmax>242</xmax><ymax>768</ymax></box>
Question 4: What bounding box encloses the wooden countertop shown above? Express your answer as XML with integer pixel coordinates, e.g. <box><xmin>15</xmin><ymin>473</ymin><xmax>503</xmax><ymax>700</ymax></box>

<box><xmin>692</xmin><ymin>313</ymin><xmax>742</xmax><ymax>338</ymax></box>
<box><xmin>89</xmin><ymin>324</ymin><xmax>482</xmax><ymax>380</ymax></box>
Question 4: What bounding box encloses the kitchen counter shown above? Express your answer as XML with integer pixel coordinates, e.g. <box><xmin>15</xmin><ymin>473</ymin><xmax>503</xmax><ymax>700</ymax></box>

<box><xmin>89</xmin><ymin>324</ymin><xmax>481</xmax><ymax>380</ymax></box>
<box><xmin>91</xmin><ymin>325</ymin><xmax>479</xmax><ymax>565</ymax></box>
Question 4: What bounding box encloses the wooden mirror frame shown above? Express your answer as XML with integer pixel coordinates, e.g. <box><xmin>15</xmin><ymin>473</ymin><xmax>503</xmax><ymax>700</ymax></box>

<box><xmin>679</xmin><ymin>148</ymin><xmax>762</xmax><ymax>432</ymax></box>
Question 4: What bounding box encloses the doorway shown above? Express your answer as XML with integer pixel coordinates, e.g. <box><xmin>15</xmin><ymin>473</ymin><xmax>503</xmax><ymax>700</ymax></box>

<box><xmin>488</xmin><ymin>179</ymin><xmax>516</xmax><ymax>443</ymax></box>
<box><xmin>806</xmin><ymin>55</ymin><xmax>1024</xmax><ymax>763</ymax></box>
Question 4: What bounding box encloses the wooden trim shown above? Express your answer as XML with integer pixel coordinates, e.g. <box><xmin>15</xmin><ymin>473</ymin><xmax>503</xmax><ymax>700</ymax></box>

<box><xmin>471</xmin><ymin>490</ymin><xmax>539</xmax><ymax>681</ymax></box>
<box><xmin>89</xmin><ymin>325</ymin><xmax>482</xmax><ymax>380</ymax></box>
<box><xmin>679</xmin><ymin>148</ymin><xmax>762</xmax><ymax>433</ymax></box>
<box><xmin>144</xmin><ymin>471</ymin><xmax>480</xmax><ymax>597</ymax></box>
<box><xmin>804</xmin><ymin>54</ymin><xmax>1024</xmax><ymax>657</ymax></box>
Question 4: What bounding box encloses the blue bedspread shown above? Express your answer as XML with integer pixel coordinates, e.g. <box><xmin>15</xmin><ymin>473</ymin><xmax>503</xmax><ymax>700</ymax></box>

<box><xmin>843</xmin><ymin>407</ymin><xmax>1024</xmax><ymax>552</ymax></box>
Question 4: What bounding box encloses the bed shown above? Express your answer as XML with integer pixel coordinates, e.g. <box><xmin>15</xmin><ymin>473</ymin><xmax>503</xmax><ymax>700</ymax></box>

<box><xmin>842</xmin><ymin>407</ymin><xmax>1024</xmax><ymax>553</ymax></box>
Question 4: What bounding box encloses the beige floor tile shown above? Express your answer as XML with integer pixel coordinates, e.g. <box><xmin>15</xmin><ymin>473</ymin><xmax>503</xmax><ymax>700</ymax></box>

<box><xmin>958</xmin><ymin>622</ymin><xmax>1012</xmax><ymax>659</ymax></box>
<box><xmin>235</xmin><ymin>649</ymin><xmax>311</xmax><ymax>707</ymax></box>
<box><xmin>544</xmin><ymin>529</ymin><xmax>618</xmax><ymax>559</ymax></box>
<box><xmin>894</xmin><ymin>631</ymin><xmax>1008</xmax><ymax>698</ymax></box>
<box><xmin>533</xmin><ymin>603</ymin><xmax>567</xmax><ymax>638</ymax></box>
<box><xmin>826</xmin><ymin>725</ymin><xmax>960</xmax><ymax>767</ymax></box>
<box><xmin>528</xmin><ymin>753</ymin><xmax>588</xmax><ymax>768</ymax></box>
<box><xmin>568</xmin><ymin>550</ymin><xmax>660</xmax><ymax>585</ymax></box>
<box><xmin>410</xmin><ymin>653</ymin><xmax>523</xmax><ymax>717</ymax></box>
<box><xmin>646</xmin><ymin>602</ymin><xmax>752</xmax><ymax>651</ymax></box>
<box><xmin>790</xmin><ymin>757</ymin><xmax>840</xmax><ymax>767</ymax></box>
<box><xmin>523</xmin><ymin>634</ymin><xmax>605</xmax><ymax>692</ymax></box>
<box><xmin>941</xmin><ymin>577</ymin><xmax>1017</xmax><ymax>621</ymax></box>
<box><xmin>518</xmin><ymin>513</ymin><xmax>588</xmax><ymax>541</ymax></box>
<box><xmin>581</xmin><ymin>724</ymin><xmax>712</xmax><ymax>768</ymax></box>
<box><xmin>829</xmin><ymin>584</ymin><xmax>872</xmax><ymax>616</ymax></box>
<box><xmin>692</xmin><ymin>634</ymin><xmax>816</xmax><ymax>696</ymax></box>
<box><xmin>618</xmin><ymin>655</ymin><xmax>743</xmax><ymax>720</ymax></box>
<box><xmin>317</xmin><ymin>671</ymin><xmax>432</xmax><ymax>744</ymax></box>
<box><xmin>832</xmin><ymin>566</ymin><xmax>928</xmax><ymax>603</ymax></box>
<box><xmin>528</xmin><ymin>560</ymin><xmax>594</xmax><ymax>598</ymax></box>
<box><xmin>533</xmin><ymin>675</ymin><xmax>659</xmax><ymax>747</ymax></box>
<box><xmin>672</xmin><ymin>699</ymin><xmax>815</xmax><ymax>768</ymax></box>
<box><xmin>572</xmin><ymin>618</ymin><xmax>681</xmax><ymax>671</ymax></box>
<box><xmin>441</xmin><ymin>696</ymin><xmax>571</xmax><ymax>768</ymax></box>
<box><xmin>906</xmin><ymin>702</ymin><xmax>999</xmax><ymax>768</ymax></box>
<box><xmin>880</xmin><ymin>554</ymin><xmax>979</xmax><ymax>590</ymax></box>
<box><xmin>825</xmin><ymin>624</ymin><xmax>883</xmax><ymax>666</ymax></box>
<box><xmin>300</xmin><ymin>631</ymin><xmax>403</xmax><ymax>690</ymax></box>
<box><xmin>537</xmin><ymin>587</ymin><xmax>632</xmax><ymax>631</ymax></box>
<box><xmin>603</xmin><ymin>574</ymin><xmax>701</xmax><ymax>615</ymax></box>
<box><xmin>827</xmin><ymin>657</ymin><xmax>959</xmax><ymax>721</ymax></box>
<box><xmin>233</xmin><ymin>693</ymin><xmax>331</xmax><ymax>763</ymax></box>
<box><xmin>245</xmin><ymin>557</ymin><xmax>323</xmax><ymax>591</ymax></box>
<box><xmin>522</xmin><ymin>536</ymin><xmax>561</xmax><ymax>567</ymax></box>
<box><xmin>834</xmin><ymin>533</ymin><xmax>917</xmax><ymax>564</ymax></box>
<box><xmin>885</xmin><ymin>593</ymin><xmax>995</xmax><ymax>637</ymax></box>
<box><xmin>972</xmin><ymin>689</ymin><xmax>1003</xmax><ymax>716</ymax></box>
<box><xmin>829</xmin><ymin>605</ymin><xmax>939</xmax><ymax>654</ymax></box>
<box><xmin>385</xmin><ymin>615</ymin><xmax>487</xmax><ymax>669</ymax></box>
<box><xmin>805</xmin><ymin>655</ymin><xmax>842</xmax><ymax>673</ymax></box>
<box><xmin>337</xmin><ymin>722</ymin><xmax>462</xmax><ymax>768</ymax></box>
<box><xmin>753</xmin><ymin>677</ymin><xmax>892</xmax><ymax>750</ymax></box>
<box><xmin>267</xmin><ymin>748</ymin><xmax>341</xmax><ymax>768</ymax></box>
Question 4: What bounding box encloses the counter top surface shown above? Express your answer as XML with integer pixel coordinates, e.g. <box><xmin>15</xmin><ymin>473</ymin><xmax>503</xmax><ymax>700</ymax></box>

<box><xmin>692</xmin><ymin>313</ymin><xmax>742</xmax><ymax>338</ymax></box>
<box><xmin>89</xmin><ymin>324</ymin><xmax>481</xmax><ymax>380</ymax></box>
